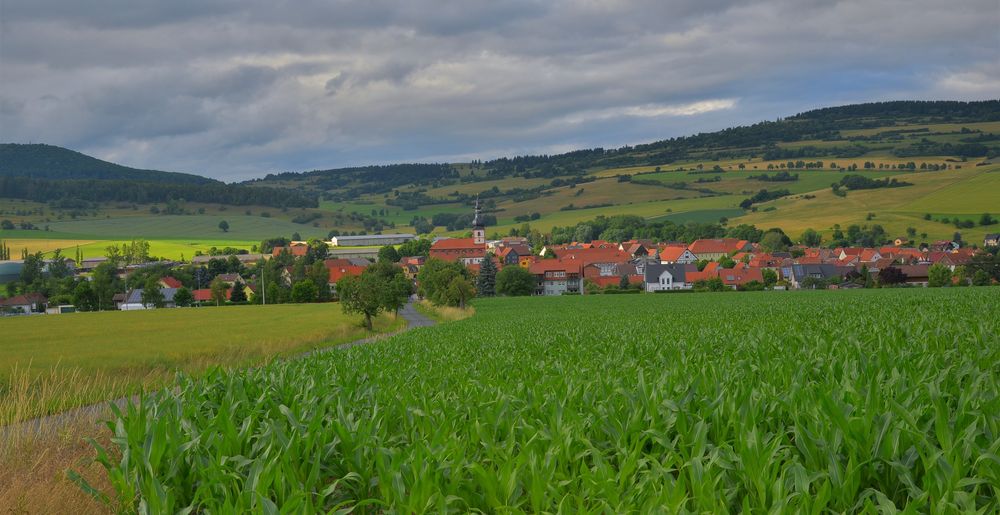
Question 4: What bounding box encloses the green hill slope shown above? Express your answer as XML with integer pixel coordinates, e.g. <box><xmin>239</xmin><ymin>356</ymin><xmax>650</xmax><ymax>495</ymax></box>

<box><xmin>0</xmin><ymin>143</ymin><xmax>216</xmax><ymax>184</ymax></box>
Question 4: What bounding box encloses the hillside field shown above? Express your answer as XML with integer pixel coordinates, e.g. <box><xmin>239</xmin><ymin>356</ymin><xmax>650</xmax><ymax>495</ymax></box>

<box><xmin>0</xmin><ymin>304</ymin><xmax>402</xmax><ymax>424</ymax></box>
<box><xmin>3</xmin><ymin>111</ymin><xmax>1000</xmax><ymax>255</ymax></box>
<box><xmin>90</xmin><ymin>288</ymin><xmax>1000</xmax><ymax>512</ymax></box>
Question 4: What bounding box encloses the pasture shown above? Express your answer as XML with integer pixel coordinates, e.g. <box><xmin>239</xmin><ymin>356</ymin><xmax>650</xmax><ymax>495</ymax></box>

<box><xmin>0</xmin><ymin>304</ymin><xmax>402</xmax><ymax>424</ymax></box>
<box><xmin>89</xmin><ymin>288</ymin><xmax>999</xmax><ymax>512</ymax></box>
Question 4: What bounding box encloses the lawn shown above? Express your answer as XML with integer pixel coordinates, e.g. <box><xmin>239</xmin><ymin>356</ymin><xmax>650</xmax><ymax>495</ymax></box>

<box><xmin>89</xmin><ymin>288</ymin><xmax>1000</xmax><ymax>512</ymax></box>
<box><xmin>0</xmin><ymin>303</ymin><xmax>403</xmax><ymax>423</ymax></box>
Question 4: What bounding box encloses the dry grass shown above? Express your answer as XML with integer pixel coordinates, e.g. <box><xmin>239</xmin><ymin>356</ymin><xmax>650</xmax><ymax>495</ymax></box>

<box><xmin>1</xmin><ymin>409</ymin><xmax>113</xmax><ymax>514</ymax></box>
<box><xmin>415</xmin><ymin>300</ymin><xmax>475</xmax><ymax>323</ymax></box>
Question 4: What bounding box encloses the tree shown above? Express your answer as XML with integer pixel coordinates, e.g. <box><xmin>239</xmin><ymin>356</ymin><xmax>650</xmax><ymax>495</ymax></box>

<box><xmin>72</xmin><ymin>281</ymin><xmax>97</xmax><ymax>311</ymax></box>
<box><xmin>800</xmin><ymin>228</ymin><xmax>822</xmax><ymax>247</ymax></box>
<box><xmin>979</xmin><ymin>213</ymin><xmax>997</xmax><ymax>226</ymax></box>
<box><xmin>174</xmin><ymin>286</ymin><xmax>194</xmax><ymax>307</ymax></box>
<box><xmin>291</xmin><ymin>280</ymin><xmax>318</xmax><ymax>303</ymax></box>
<box><xmin>337</xmin><ymin>274</ymin><xmax>383</xmax><ymax>330</ymax></box>
<box><xmin>446</xmin><ymin>275</ymin><xmax>475</xmax><ymax>309</ymax></box>
<box><xmin>759</xmin><ymin>231</ymin><xmax>789</xmax><ymax>252</ymax></box>
<box><xmin>927</xmin><ymin>264</ymin><xmax>952</xmax><ymax>287</ymax></box>
<box><xmin>417</xmin><ymin>258</ymin><xmax>472</xmax><ymax>305</ymax></box>
<box><xmin>91</xmin><ymin>262</ymin><xmax>117</xmax><ymax>310</ymax></box>
<box><xmin>619</xmin><ymin>274</ymin><xmax>630</xmax><ymax>290</ymax></box>
<box><xmin>377</xmin><ymin>245</ymin><xmax>401</xmax><ymax>263</ymax></box>
<box><xmin>694</xmin><ymin>277</ymin><xmax>727</xmax><ymax>292</ymax></box>
<box><xmin>972</xmin><ymin>269</ymin><xmax>992</xmax><ymax>286</ymax></box>
<box><xmin>308</xmin><ymin>261</ymin><xmax>332</xmax><ymax>302</ymax></box>
<box><xmin>878</xmin><ymin>266</ymin><xmax>907</xmax><ymax>286</ymax></box>
<box><xmin>229</xmin><ymin>283</ymin><xmax>247</xmax><ymax>303</ymax></box>
<box><xmin>476</xmin><ymin>256</ymin><xmax>497</xmax><ymax>297</ymax></box>
<box><xmin>210</xmin><ymin>276</ymin><xmax>228</xmax><ymax>306</ymax></box>
<box><xmin>0</xmin><ymin>219</ymin><xmax>14</xmax><ymax>230</ymax></box>
<box><xmin>141</xmin><ymin>277</ymin><xmax>165</xmax><ymax>308</ymax></box>
<box><xmin>762</xmin><ymin>268</ymin><xmax>777</xmax><ymax>288</ymax></box>
<box><xmin>219</xmin><ymin>220</ymin><xmax>230</xmax><ymax>233</ymax></box>
<box><xmin>496</xmin><ymin>266</ymin><xmax>535</xmax><ymax>296</ymax></box>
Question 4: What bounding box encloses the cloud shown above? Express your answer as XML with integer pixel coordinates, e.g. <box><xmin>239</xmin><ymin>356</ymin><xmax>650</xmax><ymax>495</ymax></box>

<box><xmin>0</xmin><ymin>0</ymin><xmax>996</xmax><ymax>180</ymax></box>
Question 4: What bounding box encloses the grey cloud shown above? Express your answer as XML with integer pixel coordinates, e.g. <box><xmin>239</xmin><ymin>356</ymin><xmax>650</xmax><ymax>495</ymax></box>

<box><xmin>0</xmin><ymin>0</ymin><xmax>997</xmax><ymax>180</ymax></box>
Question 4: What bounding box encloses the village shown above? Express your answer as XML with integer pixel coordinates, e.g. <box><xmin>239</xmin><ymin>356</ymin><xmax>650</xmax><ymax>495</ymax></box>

<box><xmin>1</xmin><ymin>201</ymin><xmax>998</xmax><ymax>315</ymax></box>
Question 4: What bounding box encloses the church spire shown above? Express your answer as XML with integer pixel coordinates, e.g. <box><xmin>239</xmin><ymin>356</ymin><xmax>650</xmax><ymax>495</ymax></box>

<box><xmin>472</xmin><ymin>195</ymin><xmax>485</xmax><ymax>245</ymax></box>
<box><xmin>472</xmin><ymin>195</ymin><xmax>483</xmax><ymax>229</ymax></box>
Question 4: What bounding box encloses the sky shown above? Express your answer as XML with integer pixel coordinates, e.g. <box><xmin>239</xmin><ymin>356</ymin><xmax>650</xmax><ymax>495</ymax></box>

<box><xmin>1</xmin><ymin>0</ymin><xmax>998</xmax><ymax>182</ymax></box>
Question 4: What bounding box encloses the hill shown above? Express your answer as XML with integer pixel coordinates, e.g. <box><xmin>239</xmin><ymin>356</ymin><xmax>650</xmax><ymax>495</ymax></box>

<box><xmin>2</xmin><ymin>100</ymin><xmax>998</xmax><ymax>256</ymax></box>
<box><xmin>0</xmin><ymin>143</ymin><xmax>215</xmax><ymax>184</ymax></box>
<box><xmin>0</xmin><ymin>144</ymin><xmax>318</xmax><ymax>209</ymax></box>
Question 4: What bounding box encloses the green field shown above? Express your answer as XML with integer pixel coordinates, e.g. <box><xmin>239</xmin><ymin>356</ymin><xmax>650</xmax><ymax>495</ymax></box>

<box><xmin>90</xmin><ymin>289</ymin><xmax>999</xmax><ymax>512</ymax></box>
<box><xmin>0</xmin><ymin>304</ymin><xmax>402</xmax><ymax>423</ymax></box>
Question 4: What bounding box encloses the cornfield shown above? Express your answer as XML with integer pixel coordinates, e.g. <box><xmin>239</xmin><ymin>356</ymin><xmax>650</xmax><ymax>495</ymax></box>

<box><xmin>85</xmin><ymin>288</ymin><xmax>1000</xmax><ymax>512</ymax></box>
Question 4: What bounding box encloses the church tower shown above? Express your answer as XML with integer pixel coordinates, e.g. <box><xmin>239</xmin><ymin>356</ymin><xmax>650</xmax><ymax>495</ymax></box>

<box><xmin>472</xmin><ymin>196</ymin><xmax>485</xmax><ymax>245</ymax></box>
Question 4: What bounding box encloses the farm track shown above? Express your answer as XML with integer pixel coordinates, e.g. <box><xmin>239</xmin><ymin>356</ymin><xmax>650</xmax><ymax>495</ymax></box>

<box><xmin>1</xmin><ymin>301</ymin><xmax>435</xmax><ymax>440</ymax></box>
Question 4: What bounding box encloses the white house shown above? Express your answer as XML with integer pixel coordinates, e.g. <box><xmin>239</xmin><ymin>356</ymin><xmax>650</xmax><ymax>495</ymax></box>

<box><xmin>644</xmin><ymin>263</ymin><xmax>696</xmax><ymax>292</ymax></box>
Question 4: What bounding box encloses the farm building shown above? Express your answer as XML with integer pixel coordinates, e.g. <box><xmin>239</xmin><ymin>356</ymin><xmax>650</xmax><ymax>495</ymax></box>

<box><xmin>120</xmin><ymin>288</ymin><xmax>179</xmax><ymax>310</ymax></box>
<box><xmin>331</xmin><ymin>234</ymin><xmax>415</xmax><ymax>247</ymax></box>
<box><xmin>986</xmin><ymin>233</ymin><xmax>1000</xmax><ymax>247</ymax></box>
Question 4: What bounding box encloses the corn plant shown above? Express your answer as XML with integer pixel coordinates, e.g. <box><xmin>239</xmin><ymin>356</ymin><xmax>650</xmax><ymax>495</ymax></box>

<box><xmin>83</xmin><ymin>288</ymin><xmax>1000</xmax><ymax>512</ymax></box>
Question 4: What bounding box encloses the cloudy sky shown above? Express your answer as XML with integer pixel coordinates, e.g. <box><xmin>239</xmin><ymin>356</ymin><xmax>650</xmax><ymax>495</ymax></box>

<box><xmin>1</xmin><ymin>0</ymin><xmax>997</xmax><ymax>181</ymax></box>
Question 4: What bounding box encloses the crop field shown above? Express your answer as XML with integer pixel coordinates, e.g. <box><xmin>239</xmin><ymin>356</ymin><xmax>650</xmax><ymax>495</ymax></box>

<box><xmin>0</xmin><ymin>304</ymin><xmax>402</xmax><ymax>424</ymax></box>
<box><xmin>89</xmin><ymin>289</ymin><xmax>999</xmax><ymax>512</ymax></box>
<box><xmin>737</xmin><ymin>166</ymin><xmax>1000</xmax><ymax>242</ymax></box>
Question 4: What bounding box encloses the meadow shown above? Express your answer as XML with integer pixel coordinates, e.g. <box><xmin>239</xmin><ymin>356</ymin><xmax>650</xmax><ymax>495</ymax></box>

<box><xmin>87</xmin><ymin>289</ymin><xmax>999</xmax><ymax>512</ymax></box>
<box><xmin>0</xmin><ymin>304</ymin><xmax>402</xmax><ymax>424</ymax></box>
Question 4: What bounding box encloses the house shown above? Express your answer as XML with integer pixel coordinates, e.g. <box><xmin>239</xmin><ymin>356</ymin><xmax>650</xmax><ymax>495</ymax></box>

<box><xmin>895</xmin><ymin>264</ymin><xmax>931</xmax><ymax>286</ymax></box>
<box><xmin>687</xmin><ymin>238</ymin><xmax>750</xmax><ymax>260</ymax></box>
<box><xmin>120</xmin><ymin>288</ymin><xmax>179</xmax><ymax>310</ymax></box>
<box><xmin>215</xmin><ymin>273</ymin><xmax>245</xmax><ymax>287</ymax></box>
<box><xmin>930</xmin><ymin>240</ymin><xmax>959</xmax><ymax>252</ymax></box>
<box><xmin>529</xmin><ymin>259</ymin><xmax>582</xmax><ymax>296</ymax></box>
<box><xmin>193</xmin><ymin>288</ymin><xmax>231</xmax><ymax>304</ymax></box>
<box><xmin>717</xmin><ymin>263</ymin><xmax>765</xmax><ymax>289</ymax></box>
<box><xmin>985</xmin><ymin>234</ymin><xmax>1000</xmax><ymax>247</ymax></box>
<box><xmin>327</xmin><ymin>263</ymin><xmax>366</xmax><ymax>289</ymax></box>
<box><xmin>330</xmin><ymin>233</ymin><xmax>415</xmax><ymax>247</ymax></box>
<box><xmin>583</xmin><ymin>261</ymin><xmax>641</xmax><ymax>289</ymax></box>
<box><xmin>0</xmin><ymin>293</ymin><xmax>48</xmax><ymax>314</ymax></box>
<box><xmin>788</xmin><ymin>264</ymin><xmax>850</xmax><ymax>289</ymax></box>
<box><xmin>78</xmin><ymin>257</ymin><xmax>109</xmax><ymax>272</ymax></box>
<box><xmin>159</xmin><ymin>276</ymin><xmax>183</xmax><ymax>289</ymax></box>
<box><xmin>644</xmin><ymin>263</ymin><xmax>697</xmax><ymax>292</ymax></box>
<box><xmin>658</xmin><ymin>247</ymin><xmax>698</xmax><ymax>264</ymax></box>
<box><xmin>272</xmin><ymin>244</ymin><xmax>310</xmax><ymax>258</ymax></box>
<box><xmin>496</xmin><ymin>244</ymin><xmax>532</xmax><ymax>266</ymax></box>
<box><xmin>112</xmin><ymin>292</ymin><xmax>127</xmax><ymax>310</ymax></box>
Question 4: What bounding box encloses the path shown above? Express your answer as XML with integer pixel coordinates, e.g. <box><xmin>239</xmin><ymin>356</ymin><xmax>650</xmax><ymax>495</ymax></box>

<box><xmin>3</xmin><ymin>301</ymin><xmax>436</xmax><ymax>439</ymax></box>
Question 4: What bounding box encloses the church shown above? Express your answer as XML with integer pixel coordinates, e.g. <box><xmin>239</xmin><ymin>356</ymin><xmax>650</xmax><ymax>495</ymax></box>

<box><xmin>428</xmin><ymin>198</ymin><xmax>488</xmax><ymax>266</ymax></box>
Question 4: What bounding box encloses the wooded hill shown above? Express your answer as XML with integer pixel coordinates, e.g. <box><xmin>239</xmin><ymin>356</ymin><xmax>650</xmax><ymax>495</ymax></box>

<box><xmin>250</xmin><ymin>100</ymin><xmax>1000</xmax><ymax>199</ymax></box>
<box><xmin>0</xmin><ymin>144</ymin><xmax>317</xmax><ymax>208</ymax></box>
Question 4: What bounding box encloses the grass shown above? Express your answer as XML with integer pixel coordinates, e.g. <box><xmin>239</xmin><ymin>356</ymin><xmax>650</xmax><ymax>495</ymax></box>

<box><xmin>735</xmin><ymin>166</ymin><xmax>1000</xmax><ymax>242</ymax></box>
<box><xmin>0</xmin><ymin>303</ymin><xmax>403</xmax><ymax>424</ymax></box>
<box><xmin>413</xmin><ymin>299</ymin><xmax>475</xmax><ymax>323</ymax></box>
<box><xmin>85</xmin><ymin>288</ymin><xmax>999</xmax><ymax>512</ymax></box>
